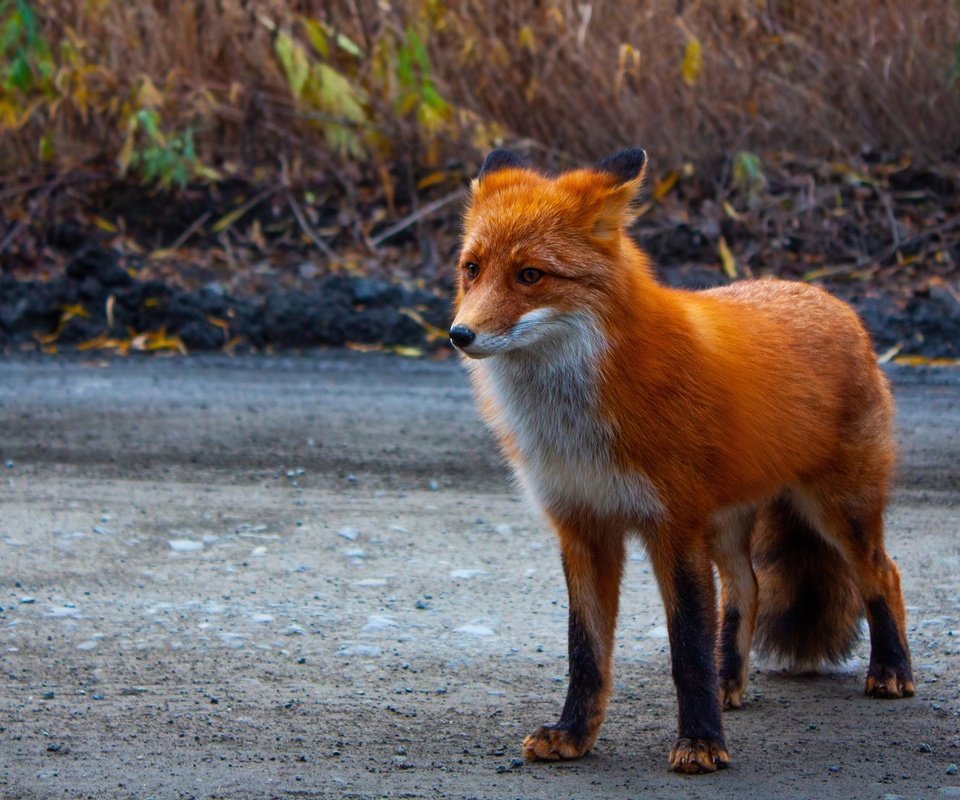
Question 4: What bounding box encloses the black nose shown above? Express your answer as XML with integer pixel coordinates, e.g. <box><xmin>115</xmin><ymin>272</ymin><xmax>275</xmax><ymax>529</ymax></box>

<box><xmin>449</xmin><ymin>325</ymin><xmax>476</xmax><ymax>348</ymax></box>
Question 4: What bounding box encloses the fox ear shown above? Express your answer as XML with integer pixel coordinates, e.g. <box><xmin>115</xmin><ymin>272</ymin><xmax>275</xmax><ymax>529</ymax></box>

<box><xmin>590</xmin><ymin>148</ymin><xmax>648</xmax><ymax>237</ymax></box>
<box><xmin>477</xmin><ymin>149</ymin><xmax>530</xmax><ymax>180</ymax></box>
<box><xmin>595</xmin><ymin>148</ymin><xmax>647</xmax><ymax>185</ymax></box>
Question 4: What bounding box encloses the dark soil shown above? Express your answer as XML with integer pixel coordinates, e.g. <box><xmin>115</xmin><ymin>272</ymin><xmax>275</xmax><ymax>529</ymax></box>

<box><xmin>1</xmin><ymin>243</ymin><xmax>958</xmax><ymax>359</ymax></box>
<box><xmin>1</xmin><ymin>156</ymin><xmax>959</xmax><ymax>359</ymax></box>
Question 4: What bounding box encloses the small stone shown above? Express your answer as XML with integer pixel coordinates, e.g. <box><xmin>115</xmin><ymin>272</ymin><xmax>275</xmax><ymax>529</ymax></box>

<box><xmin>510</xmin><ymin>757</ymin><xmax>524</xmax><ymax>768</ymax></box>
<box><xmin>495</xmin><ymin>764</ymin><xmax>508</xmax><ymax>773</ymax></box>
<box><xmin>5</xmin><ymin>460</ymin><xmax>14</xmax><ymax>469</ymax></box>
<box><xmin>168</xmin><ymin>539</ymin><xmax>203</xmax><ymax>552</ymax></box>
<box><xmin>428</xmin><ymin>480</ymin><xmax>439</xmax><ymax>491</ymax></box>
<box><xmin>919</xmin><ymin>743</ymin><xmax>934</xmax><ymax>753</ymax></box>
<box><xmin>337</xmin><ymin>527</ymin><xmax>359</xmax><ymax>541</ymax></box>
<box><xmin>415</xmin><ymin>599</ymin><xmax>429</xmax><ymax>610</ymax></box>
<box><xmin>947</xmin><ymin>763</ymin><xmax>958</xmax><ymax>775</ymax></box>
<box><xmin>42</xmin><ymin>691</ymin><xmax>55</xmax><ymax>700</ymax></box>
<box><xmin>19</xmin><ymin>597</ymin><xmax>35</xmax><ymax>604</ymax></box>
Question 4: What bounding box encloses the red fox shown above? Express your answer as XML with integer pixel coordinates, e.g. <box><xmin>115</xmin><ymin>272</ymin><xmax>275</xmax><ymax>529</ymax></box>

<box><xmin>449</xmin><ymin>148</ymin><xmax>914</xmax><ymax>773</ymax></box>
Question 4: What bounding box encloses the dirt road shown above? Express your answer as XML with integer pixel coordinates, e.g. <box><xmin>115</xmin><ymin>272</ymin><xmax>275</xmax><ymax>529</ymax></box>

<box><xmin>1</xmin><ymin>355</ymin><xmax>958</xmax><ymax>800</ymax></box>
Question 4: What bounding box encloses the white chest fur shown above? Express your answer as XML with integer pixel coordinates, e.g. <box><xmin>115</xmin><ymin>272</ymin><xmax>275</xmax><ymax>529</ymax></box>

<box><xmin>470</xmin><ymin>314</ymin><xmax>663</xmax><ymax>524</ymax></box>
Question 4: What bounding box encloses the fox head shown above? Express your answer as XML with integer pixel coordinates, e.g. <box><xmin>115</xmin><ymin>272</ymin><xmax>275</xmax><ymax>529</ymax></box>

<box><xmin>450</xmin><ymin>148</ymin><xmax>650</xmax><ymax>359</ymax></box>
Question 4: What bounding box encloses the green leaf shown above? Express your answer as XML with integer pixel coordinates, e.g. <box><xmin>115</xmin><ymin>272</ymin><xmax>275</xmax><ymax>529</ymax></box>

<box><xmin>276</xmin><ymin>30</ymin><xmax>310</xmax><ymax>99</ymax></box>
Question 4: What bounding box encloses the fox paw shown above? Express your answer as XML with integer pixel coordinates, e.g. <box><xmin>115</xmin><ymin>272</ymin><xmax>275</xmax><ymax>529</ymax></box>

<box><xmin>866</xmin><ymin>666</ymin><xmax>915</xmax><ymax>699</ymax></box>
<box><xmin>522</xmin><ymin>725</ymin><xmax>593</xmax><ymax>762</ymax></box>
<box><xmin>719</xmin><ymin>678</ymin><xmax>745</xmax><ymax>710</ymax></box>
<box><xmin>669</xmin><ymin>738</ymin><xmax>731</xmax><ymax>774</ymax></box>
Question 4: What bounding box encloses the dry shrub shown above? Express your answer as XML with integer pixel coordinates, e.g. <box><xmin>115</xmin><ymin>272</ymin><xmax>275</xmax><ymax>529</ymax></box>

<box><xmin>430</xmin><ymin>0</ymin><xmax>960</xmax><ymax>165</ymax></box>
<box><xmin>0</xmin><ymin>0</ymin><xmax>957</xmax><ymax>181</ymax></box>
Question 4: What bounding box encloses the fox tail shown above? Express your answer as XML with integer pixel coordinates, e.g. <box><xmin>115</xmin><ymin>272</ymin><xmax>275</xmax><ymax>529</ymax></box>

<box><xmin>752</xmin><ymin>495</ymin><xmax>862</xmax><ymax>669</ymax></box>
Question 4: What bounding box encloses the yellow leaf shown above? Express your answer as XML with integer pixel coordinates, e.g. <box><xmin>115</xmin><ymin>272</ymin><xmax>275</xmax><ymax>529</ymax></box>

<box><xmin>892</xmin><ymin>355</ymin><xmax>960</xmax><ymax>367</ymax></box>
<box><xmin>653</xmin><ymin>170</ymin><xmax>678</xmax><ymax>202</ymax></box>
<box><xmin>717</xmin><ymin>236</ymin><xmax>737</xmax><ymax>279</ymax></box>
<box><xmin>518</xmin><ymin>25</ymin><xmax>536</xmax><ymax>54</ymax></box>
<box><xmin>212</xmin><ymin>206</ymin><xmax>249</xmax><ymax>234</ymax></box>
<box><xmin>392</xmin><ymin>345</ymin><xmax>424</xmax><ymax>358</ymax></box>
<box><xmin>94</xmin><ymin>216</ymin><xmax>117</xmax><ymax>233</ymax></box>
<box><xmin>416</xmin><ymin>171</ymin><xmax>448</xmax><ymax>190</ymax></box>
<box><xmin>137</xmin><ymin>76</ymin><xmax>164</xmax><ymax>109</ymax></box>
<box><xmin>722</xmin><ymin>201</ymin><xmax>742</xmax><ymax>221</ymax></box>
<box><xmin>300</xmin><ymin>17</ymin><xmax>329</xmax><ymax>58</ymax></box>
<box><xmin>681</xmin><ymin>37</ymin><xmax>702</xmax><ymax>86</ymax></box>
<box><xmin>399</xmin><ymin>307</ymin><xmax>447</xmax><ymax>342</ymax></box>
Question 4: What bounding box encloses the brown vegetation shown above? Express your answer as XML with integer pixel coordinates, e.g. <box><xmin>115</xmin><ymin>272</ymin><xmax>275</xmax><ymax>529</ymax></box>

<box><xmin>1</xmin><ymin>0</ymin><xmax>958</xmax><ymax>183</ymax></box>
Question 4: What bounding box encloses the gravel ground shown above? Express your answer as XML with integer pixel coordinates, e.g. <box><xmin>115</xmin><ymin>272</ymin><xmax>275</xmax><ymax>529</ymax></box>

<box><xmin>0</xmin><ymin>355</ymin><xmax>958</xmax><ymax>800</ymax></box>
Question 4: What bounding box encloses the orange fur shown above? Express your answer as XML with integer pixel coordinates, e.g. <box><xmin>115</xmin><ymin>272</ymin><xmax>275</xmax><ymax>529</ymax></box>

<box><xmin>452</xmin><ymin>149</ymin><xmax>914</xmax><ymax>774</ymax></box>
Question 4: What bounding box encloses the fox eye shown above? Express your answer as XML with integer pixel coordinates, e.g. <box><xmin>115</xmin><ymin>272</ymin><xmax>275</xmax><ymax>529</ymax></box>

<box><xmin>464</xmin><ymin>261</ymin><xmax>479</xmax><ymax>280</ymax></box>
<box><xmin>517</xmin><ymin>267</ymin><xmax>544</xmax><ymax>285</ymax></box>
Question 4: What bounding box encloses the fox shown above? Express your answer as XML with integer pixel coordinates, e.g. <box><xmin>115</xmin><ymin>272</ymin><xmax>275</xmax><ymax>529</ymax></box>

<box><xmin>449</xmin><ymin>147</ymin><xmax>915</xmax><ymax>773</ymax></box>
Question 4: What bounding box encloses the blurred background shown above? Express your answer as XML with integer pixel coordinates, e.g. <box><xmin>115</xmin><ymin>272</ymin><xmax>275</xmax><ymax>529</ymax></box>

<box><xmin>1</xmin><ymin>0</ymin><xmax>958</xmax><ymax>359</ymax></box>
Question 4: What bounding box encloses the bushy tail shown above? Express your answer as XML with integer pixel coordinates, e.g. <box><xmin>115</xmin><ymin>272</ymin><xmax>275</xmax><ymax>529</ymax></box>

<box><xmin>752</xmin><ymin>494</ymin><xmax>862</xmax><ymax>670</ymax></box>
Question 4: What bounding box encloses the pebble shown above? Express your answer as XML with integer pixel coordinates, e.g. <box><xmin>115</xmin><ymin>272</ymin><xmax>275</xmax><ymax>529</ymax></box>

<box><xmin>450</xmin><ymin>569</ymin><xmax>488</xmax><ymax>579</ymax></box>
<box><xmin>19</xmin><ymin>597</ymin><xmax>35</xmax><ymax>604</ymax></box>
<box><xmin>920</xmin><ymin>742</ymin><xmax>934</xmax><ymax>753</ymax></box>
<box><xmin>362</xmin><ymin>615</ymin><xmax>399</xmax><ymax>633</ymax></box>
<box><xmin>337</xmin><ymin>527</ymin><xmax>359</xmax><ymax>541</ymax></box>
<box><xmin>455</xmin><ymin>622</ymin><xmax>495</xmax><ymax>637</ymax></box>
<box><xmin>338</xmin><ymin>644</ymin><xmax>382</xmax><ymax>658</ymax></box>
<box><xmin>42</xmin><ymin>691</ymin><xmax>55</xmax><ymax>700</ymax></box>
<box><xmin>168</xmin><ymin>539</ymin><xmax>203</xmax><ymax>552</ymax></box>
<box><xmin>947</xmin><ymin>763</ymin><xmax>958</xmax><ymax>775</ymax></box>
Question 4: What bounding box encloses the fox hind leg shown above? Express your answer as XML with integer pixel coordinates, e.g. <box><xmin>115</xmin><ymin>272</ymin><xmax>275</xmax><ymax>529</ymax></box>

<box><xmin>818</xmin><ymin>497</ymin><xmax>915</xmax><ymax>699</ymax></box>
<box><xmin>711</xmin><ymin>506</ymin><xmax>758</xmax><ymax>710</ymax></box>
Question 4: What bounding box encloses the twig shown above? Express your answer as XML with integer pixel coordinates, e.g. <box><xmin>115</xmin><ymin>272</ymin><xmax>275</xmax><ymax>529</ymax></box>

<box><xmin>0</xmin><ymin>173</ymin><xmax>66</xmax><ymax>255</ymax></box>
<box><xmin>167</xmin><ymin>211</ymin><xmax>211</xmax><ymax>251</ymax></box>
<box><xmin>370</xmin><ymin>188</ymin><xmax>467</xmax><ymax>248</ymax></box>
<box><xmin>864</xmin><ymin>219</ymin><xmax>960</xmax><ymax>268</ymax></box>
<box><xmin>286</xmin><ymin>189</ymin><xmax>340</xmax><ymax>264</ymax></box>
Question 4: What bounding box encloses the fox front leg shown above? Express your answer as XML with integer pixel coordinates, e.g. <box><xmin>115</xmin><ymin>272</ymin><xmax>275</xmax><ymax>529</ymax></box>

<box><xmin>649</xmin><ymin>535</ymin><xmax>731</xmax><ymax>773</ymax></box>
<box><xmin>523</xmin><ymin>520</ymin><xmax>625</xmax><ymax>761</ymax></box>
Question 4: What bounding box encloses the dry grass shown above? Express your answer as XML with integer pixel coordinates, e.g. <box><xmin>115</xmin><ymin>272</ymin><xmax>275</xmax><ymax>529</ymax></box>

<box><xmin>435</xmin><ymin>0</ymin><xmax>960</xmax><ymax>165</ymax></box>
<box><xmin>1</xmin><ymin>0</ymin><xmax>958</xmax><ymax>181</ymax></box>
